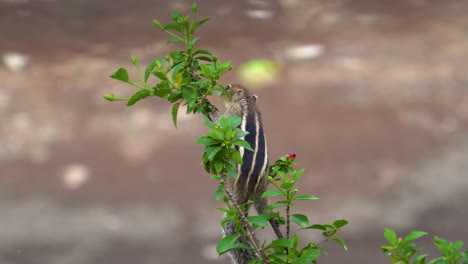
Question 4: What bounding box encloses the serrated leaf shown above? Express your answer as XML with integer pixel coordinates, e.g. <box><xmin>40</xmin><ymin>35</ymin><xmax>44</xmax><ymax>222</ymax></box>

<box><xmin>216</xmin><ymin>234</ymin><xmax>250</xmax><ymax>255</ymax></box>
<box><xmin>329</xmin><ymin>236</ymin><xmax>348</xmax><ymax>251</ymax></box>
<box><xmin>171</xmin><ymin>102</ymin><xmax>180</xmax><ymax>127</ymax></box>
<box><xmin>127</xmin><ymin>90</ymin><xmax>150</xmax><ymax>106</ymax></box>
<box><xmin>384</xmin><ymin>228</ymin><xmax>398</xmax><ymax>245</ymax></box>
<box><xmin>110</xmin><ymin>68</ymin><xmax>130</xmax><ymax>83</ymax></box>
<box><xmin>291</xmin><ymin>214</ymin><xmax>310</xmax><ymax>228</ymax></box>
<box><xmin>293</xmin><ymin>195</ymin><xmax>319</xmax><ymax>201</ymax></box>
<box><xmin>261</xmin><ymin>190</ymin><xmax>284</xmax><ymax>198</ymax></box>
<box><xmin>332</xmin><ymin>219</ymin><xmax>349</xmax><ymax>228</ymax></box>
<box><xmin>232</xmin><ymin>140</ymin><xmax>253</xmax><ymax>151</ymax></box>
<box><xmin>405</xmin><ymin>231</ymin><xmax>428</xmax><ymax>241</ymax></box>
<box><xmin>247</xmin><ymin>215</ymin><xmax>269</xmax><ymax>228</ymax></box>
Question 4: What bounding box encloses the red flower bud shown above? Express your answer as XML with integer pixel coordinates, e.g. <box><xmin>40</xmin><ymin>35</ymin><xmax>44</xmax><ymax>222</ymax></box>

<box><xmin>286</xmin><ymin>153</ymin><xmax>296</xmax><ymax>160</ymax></box>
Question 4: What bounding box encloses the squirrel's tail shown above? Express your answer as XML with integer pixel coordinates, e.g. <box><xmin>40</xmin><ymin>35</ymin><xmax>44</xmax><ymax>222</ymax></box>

<box><xmin>224</xmin><ymin>219</ymin><xmax>258</xmax><ymax>264</ymax></box>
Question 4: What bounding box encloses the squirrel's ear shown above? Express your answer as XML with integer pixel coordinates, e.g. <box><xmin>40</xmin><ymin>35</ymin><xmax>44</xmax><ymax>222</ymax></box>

<box><xmin>237</xmin><ymin>89</ymin><xmax>244</xmax><ymax>96</ymax></box>
<box><xmin>253</xmin><ymin>95</ymin><xmax>258</xmax><ymax>102</ymax></box>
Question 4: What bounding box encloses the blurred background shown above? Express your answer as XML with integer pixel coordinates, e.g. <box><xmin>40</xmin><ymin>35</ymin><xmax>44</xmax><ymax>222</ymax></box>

<box><xmin>1</xmin><ymin>0</ymin><xmax>468</xmax><ymax>263</ymax></box>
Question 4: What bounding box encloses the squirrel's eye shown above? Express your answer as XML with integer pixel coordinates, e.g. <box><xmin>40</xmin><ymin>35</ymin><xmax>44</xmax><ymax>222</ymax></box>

<box><xmin>225</xmin><ymin>84</ymin><xmax>232</xmax><ymax>90</ymax></box>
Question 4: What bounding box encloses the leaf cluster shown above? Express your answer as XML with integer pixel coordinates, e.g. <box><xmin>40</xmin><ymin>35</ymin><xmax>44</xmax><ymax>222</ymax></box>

<box><xmin>104</xmin><ymin>3</ymin><xmax>232</xmax><ymax>127</ymax></box>
<box><xmin>197</xmin><ymin>115</ymin><xmax>253</xmax><ymax>177</ymax></box>
<box><xmin>381</xmin><ymin>228</ymin><xmax>468</xmax><ymax>264</ymax></box>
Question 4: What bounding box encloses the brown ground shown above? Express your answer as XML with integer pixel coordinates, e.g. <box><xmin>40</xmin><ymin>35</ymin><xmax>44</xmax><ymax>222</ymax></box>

<box><xmin>1</xmin><ymin>0</ymin><xmax>468</xmax><ymax>263</ymax></box>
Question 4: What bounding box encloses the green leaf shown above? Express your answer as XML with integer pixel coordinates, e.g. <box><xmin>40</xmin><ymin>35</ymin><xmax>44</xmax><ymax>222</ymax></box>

<box><xmin>214</xmin><ymin>184</ymin><xmax>224</xmax><ymax>200</ymax></box>
<box><xmin>127</xmin><ymin>90</ymin><xmax>150</xmax><ymax>106</ymax></box>
<box><xmin>293</xmin><ymin>195</ymin><xmax>319</xmax><ymax>201</ymax></box>
<box><xmin>196</xmin><ymin>56</ymin><xmax>212</xmax><ymax>62</ymax></box>
<box><xmin>233</xmin><ymin>129</ymin><xmax>249</xmax><ymax>140</ymax></box>
<box><xmin>164</xmin><ymin>22</ymin><xmax>181</xmax><ymax>32</ymax></box>
<box><xmin>292</xmin><ymin>169</ymin><xmax>305</xmax><ymax>181</ymax></box>
<box><xmin>171</xmin><ymin>102</ymin><xmax>180</xmax><ymax>127</ymax></box>
<box><xmin>214</xmin><ymin>160</ymin><xmax>223</xmax><ymax>173</ymax></box>
<box><xmin>194</xmin><ymin>49</ymin><xmax>213</xmax><ymax>56</ymax></box>
<box><xmin>264</xmin><ymin>201</ymin><xmax>285</xmax><ymax>211</ymax></box>
<box><xmin>292</xmin><ymin>249</ymin><xmax>320</xmax><ymax>264</ymax></box>
<box><xmin>384</xmin><ymin>228</ymin><xmax>398</xmax><ymax>245</ymax></box>
<box><xmin>190</xmin><ymin>36</ymin><xmax>200</xmax><ymax>46</ymax></box>
<box><xmin>216</xmin><ymin>234</ymin><xmax>250</xmax><ymax>255</ymax></box>
<box><xmin>228</xmin><ymin>115</ymin><xmax>242</xmax><ymax>128</ymax></box>
<box><xmin>200</xmin><ymin>63</ymin><xmax>214</xmax><ymax>79</ymax></box>
<box><xmin>230</xmin><ymin>150</ymin><xmax>243</xmax><ymax>165</ymax></box>
<box><xmin>182</xmin><ymin>86</ymin><xmax>198</xmax><ymax>100</ymax></box>
<box><xmin>171</xmin><ymin>11</ymin><xmax>183</xmax><ymax>22</ymax></box>
<box><xmin>204</xmin><ymin>115</ymin><xmax>216</xmax><ymax>128</ymax></box>
<box><xmin>261</xmin><ymin>190</ymin><xmax>284</xmax><ymax>198</ymax></box>
<box><xmin>307</xmin><ymin>224</ymin><xmax>326</xmax><ymax>231</ymax></box>
<box><xmin>190</xmin><ymin>18</ymin><xmax>211</xmax><ymax>34</ymax></box>
<box><xmin>332</xmin><ymin>219</ymin><xmax>349</xmax><ymax>228</ymax></box>
<box><xmin>247</xmin><ymin>215</ymin><xmax>269</xmax><ymax>228</ymax></box>
<box><xmin>413</xmin><ymin>254</ymin><xmax>428</xmax><ymax>264</ymax></box>
<box><xmin>152</xmin><ymin>71</ymin><xmax>168</xmax><ymax>81</ymax></box>
<box><xmin>225</xmin><ymin>162</ymin><xmax>237</xmax><ymax>178</ymax></box>
<box><xmin>152</xmin><ymin>19</ymin><xmax>163</xmax><ymax>29</ymax></box>
<box><xmin>266</xmin><ymin>238</ymin><xmax>294</xmax><ymax>249</ymax></box>
<box><xmin>110</xmin><ymin>68</ymin><xmax>130</xmax><ymax>83</ymax></box>
<box><xmin>166</xmin><ymin>37</ymin><xmax>183</xmax><ymax>45</ymax></box>
<box><xmin>291</xmin><ymin>214</ymin><xmax>310</xmax><ymax>228</ymax></box>
<box><xmin>232</xmin><ymin>140</ymin><xmax>253</xmax><ymax>151</ymax></box>
<box><xmin>206</xmin><ymin>145</ymin><xmax>223</xmax><ymax>160</ymax></box>
<box><xmin>197</xmin><ymin>136</ymin><xmax>221</xmax><ymax>146</ymax></box>
<box><xmin>144</xmin><ymin>58</ymin><xmax>164</xmax><ymax>82</ymax></box>
<box><xmin>405</xmin><ymin>231</ymin><xmax>428</xmax><ymax>241</ymax></box>
<box><xmin>329</xmin><ymin>237</ymin><xmax>348</xmax><ymax>251</ymax></box>
<box><xmin>131</xmin><ymin>56</ymin><xmax>138</xmax><ymax>65</ymax></box>
<box><xmin>219</xmin><ymin>116</ymin><xmax>232</xmax><ymax>132</ymax></box>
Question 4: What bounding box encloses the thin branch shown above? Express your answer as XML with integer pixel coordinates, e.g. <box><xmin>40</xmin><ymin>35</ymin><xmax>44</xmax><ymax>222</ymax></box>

<box><xmin>220</xmin><ymin>174</ymin><xmax>270</xmax><ymax>264</ymax></box>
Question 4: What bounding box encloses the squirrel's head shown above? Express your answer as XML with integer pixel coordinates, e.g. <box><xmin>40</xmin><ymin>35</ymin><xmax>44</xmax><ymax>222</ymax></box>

<box><xmin>222</xmin><ymin>84</ymin><xmax>257</xmax><ymax>105</ymax></box>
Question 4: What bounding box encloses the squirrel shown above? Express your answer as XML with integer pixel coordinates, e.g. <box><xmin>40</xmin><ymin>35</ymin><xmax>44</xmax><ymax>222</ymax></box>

<box><xmin>209</xmin><ymin>84</ymin><xmax>283</xmax><ymax>264</ymax></box>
